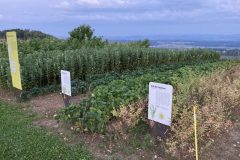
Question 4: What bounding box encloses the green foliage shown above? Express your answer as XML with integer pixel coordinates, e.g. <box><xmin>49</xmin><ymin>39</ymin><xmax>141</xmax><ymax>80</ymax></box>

<box><xmin>69</xmin><ymin>25</ymin><xmax>94</xmax><ymax>41</ymax></box>
<box><xmin>19</xmin><ymin>80</ymin><xmax>89</xmax><ymax>101</ymax></box>
<box><xmin>0</xmin><ymin>46</ymin><xmax>219</xmax><ymax>91</ymax></box>
<box><xmin>0</xmin><ymin>45</ymin><xmax>219</xmax><ymax>90</ymax></box>
<box><xmin>0</xmin><ymin>41</ymin><xmax>8</xmax><ymax>58</ymax></box>
<box><xmin>0</xmin><ymin>29</ymin><xmax>54</xmax><ymax>40</ymax></box>
<box><xmin>0</xmin><ymin>101</ymin><xmax>92</xmax><ymax>160</ymax></box>
<box><xmin>68</xmin><ymin>24</ymin><xmax>107</xmax><ymax>48</ymax></box>
<box><xmin>0</xmin><ymin>38</ymin><xmax>69</xmax><ymax>59</ymax></box>
<box><xmin>20</xmin><ymin>38</ymin><xmax>69</xmax><ymax>54</ymax></box>
<box><xmin>60</xmin><ymin>61</ymin><xmax>235</xmax><ymax>133</ymax></box>
<box><xmin>127</xmin><ymin>39</ymin><xmax>150</xmax><ymax>48</ymax></box>
<box><xmin>16</xmin><ymin>62</ymin><xmax>196</xmax><ymax>101</ymax></box>
<box><xmin>76</xmin><ymin>62</ymin><xmax>214</xmax><ymax>99</ymax></box>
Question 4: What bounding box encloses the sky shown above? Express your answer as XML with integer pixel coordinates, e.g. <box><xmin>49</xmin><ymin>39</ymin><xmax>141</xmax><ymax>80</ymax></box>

<box><xmin>0</xmin><ymin>0</ymin><xmax>240</xmax><ymax>38</ymax></box>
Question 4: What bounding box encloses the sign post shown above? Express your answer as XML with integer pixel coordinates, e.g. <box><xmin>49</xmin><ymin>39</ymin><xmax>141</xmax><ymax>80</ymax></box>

<box><xmin>148</xmin><ymin>82</ymin><xmax>173</xmax><ymax>139</ymax></box>
<box><xmin>6</xmin><ymin>32</ymin><xmax>22</xmax><ymax>101</ymax></box>
<box><xmin>61</xmin><ymin>70</ymin><xmax>71</xmax><ymax>107</ymax></box>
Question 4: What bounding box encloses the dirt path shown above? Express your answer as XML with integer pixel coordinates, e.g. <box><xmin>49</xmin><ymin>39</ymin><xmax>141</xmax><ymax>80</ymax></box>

<box><xmin>201</xmin><ymin>122</ymin><xmax>240</xmax><ymax>160</ymax></box>
<box><xmin>31</xmin><ymin>92</ymin><xmax>88</xmax><ymax>117</ymax></box>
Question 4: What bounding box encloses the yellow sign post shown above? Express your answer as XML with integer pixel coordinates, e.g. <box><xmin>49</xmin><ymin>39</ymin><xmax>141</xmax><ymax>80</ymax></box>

<box><xmin>194</xmin><ymin>106</ymin><xmax>199</xmax><ymax>160</ymax></box>
<box><xmin>6</xmin><ymin>32</ymin><xmax>22</xmax><ymax>90</ymax></box>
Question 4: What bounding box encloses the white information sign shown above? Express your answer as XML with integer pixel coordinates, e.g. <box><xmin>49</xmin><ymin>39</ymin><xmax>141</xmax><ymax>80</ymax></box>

<box><xmin>61</xmin><ymin>70</ymin><xmax>71</xmax><ymax>96</ymax></box>
<box><xmin>148</xmin><ymin>82</ymin><xmax>173</xmax><ymax>126</ymax></box>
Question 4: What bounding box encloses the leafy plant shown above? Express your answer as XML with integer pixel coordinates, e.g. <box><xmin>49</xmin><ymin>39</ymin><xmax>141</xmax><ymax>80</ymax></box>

<box><xmin>60</xmin><ymin>61</ymin><xmax>236</xmax><ymax>133</ymax></box>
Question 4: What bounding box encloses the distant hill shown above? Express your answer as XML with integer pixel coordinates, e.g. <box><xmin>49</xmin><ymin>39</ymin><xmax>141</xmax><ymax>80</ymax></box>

<box><xmin>108</xmin><ymin>34</ymin><xmax>240</xmax><ymax>41</ymax></box>
<box><xmin>0</xmin><ymin>29</ymin><xmax>55</xmax><ymax>40</ymax></box>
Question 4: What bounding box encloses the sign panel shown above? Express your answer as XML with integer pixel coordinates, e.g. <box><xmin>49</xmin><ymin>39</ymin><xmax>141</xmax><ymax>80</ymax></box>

<box><xmin>148</xmin><ymin>82</ymin><xmax>173</xmax><ymax>126</ymax></box>
<box><xmin>6</xmin><ymin>32</ymin><xmax>22</xmax><ymax>90</ymax></box>
<box><xmin>61</xmin><ymin>70</ymin><xmax>71</xmax><ymax>96</ymax></box>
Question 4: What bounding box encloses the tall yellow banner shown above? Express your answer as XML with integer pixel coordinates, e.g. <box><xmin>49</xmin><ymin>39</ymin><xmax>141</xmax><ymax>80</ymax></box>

<box><xmin>6</xmin><ymin>32</ymin><xmax>22</xmax><ymax>90</ymax></box>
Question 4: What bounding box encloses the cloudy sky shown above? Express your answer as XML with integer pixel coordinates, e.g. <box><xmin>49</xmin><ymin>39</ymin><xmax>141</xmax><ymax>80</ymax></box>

<box><xmin>0</xmin><ymin>0</ymin><xmax>240</xmax><ymax>38</ymax></box>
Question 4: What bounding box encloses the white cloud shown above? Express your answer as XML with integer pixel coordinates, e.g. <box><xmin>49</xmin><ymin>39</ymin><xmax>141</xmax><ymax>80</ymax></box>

<box><xmin>53</xmin><ymin>1</ymin><xmax>71</xmax><ymax>9</ymax></box>
<box><xmin>72</xmin><ymin>9</ymin><xmax>204</xmax><ymax>21</ymax></box>
<box><xmin>76</xmin><ymin>0</ymin><xmax>130</xmax><ymax>7</ymax></box>
<box><xmin>76</xmin><ymin>0</ymin><xmax>100</xmax><ymax>6</ymax></box>
<box><xmin>208</xmin><ymin>0</ymin><xmax>240</xmax><ymax>13</ymax></box>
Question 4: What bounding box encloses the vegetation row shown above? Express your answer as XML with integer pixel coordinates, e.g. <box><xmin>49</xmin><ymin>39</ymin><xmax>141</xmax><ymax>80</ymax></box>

<box><xmin>0</xmin><ymin>45</ymin><xmax>220</xmax><ymax>91</ymax></box>
<box><xmin>60</xmin><ymin>60</ymin><xmax>235</xmax><ymax>133</ymax></box>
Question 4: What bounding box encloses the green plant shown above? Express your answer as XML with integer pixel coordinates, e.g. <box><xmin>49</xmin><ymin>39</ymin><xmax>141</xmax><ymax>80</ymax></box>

<box><xmin>60</xmin><ymin>61</ymin><xmax>237</xmax><ymax>133</ymax></box>
<box><xmin>0</xmin><ymin>46</ymin><xmax>220</xmax><ymax>92</ymax></box>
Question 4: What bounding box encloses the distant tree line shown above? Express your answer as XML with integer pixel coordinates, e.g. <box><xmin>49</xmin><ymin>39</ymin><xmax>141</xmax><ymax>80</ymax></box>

<box><xmin>0</xmin><ymin>25</ymin><xmax>150</xmax><ymax>58</ymax></box>
<box><xmin>0</xmin><ymin>29</ymin><xmax>54</xmax><ymax>40</ymax></box>
<box><xmin>220</xmin><ymin>49</ymin><xmax>240</xmax><ymax>56</ymax></box>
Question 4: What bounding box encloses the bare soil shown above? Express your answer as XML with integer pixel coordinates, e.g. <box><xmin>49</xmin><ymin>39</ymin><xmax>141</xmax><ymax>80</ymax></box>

<box><xmin>31</xmin><ymin>92</ymin><xmax>88</xmax><ymax>117</ymax></box>
<box><xmin>201</xmin><ymin>122</ymin><xmax>240</xmax><ymax>160</ymax></box>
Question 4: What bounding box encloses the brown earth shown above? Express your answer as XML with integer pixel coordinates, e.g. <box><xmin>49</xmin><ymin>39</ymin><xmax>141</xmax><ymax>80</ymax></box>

<box><xmin>201</xmin><ymin>122</ymin><xmax>240</xmax><ymax>160</ymax></box>
<box><xmin>31</xmin><ymin>92</ymin><xmax>88</xmax><ymax>117</ymax></box>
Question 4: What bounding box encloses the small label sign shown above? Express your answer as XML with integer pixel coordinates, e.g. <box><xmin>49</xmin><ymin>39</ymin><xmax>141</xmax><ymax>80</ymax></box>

<box><xmin>61</xmin><ymin>70</ymin><xmax>71</xmax><ymax>96</ymax></box>
<box><xmin>148</xmin><ymin>82</ymin><xmax>173</xmax><ymax>126</ymax></box>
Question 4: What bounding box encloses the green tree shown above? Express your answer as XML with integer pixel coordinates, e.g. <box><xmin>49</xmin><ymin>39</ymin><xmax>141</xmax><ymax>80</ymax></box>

<box><xmin>69</xmin><ymin>24</ymin><xmax>94</xmax><ymax>41</ymax></box>
<box><xmin>141</xmin><ymin>39</ymin><xmax>150</xmax><ymax>48</ymax></box>
<box><xmin>68</xmin><ymin>24</ymin><xmax>107</xmax><ymax>48</ymax></box>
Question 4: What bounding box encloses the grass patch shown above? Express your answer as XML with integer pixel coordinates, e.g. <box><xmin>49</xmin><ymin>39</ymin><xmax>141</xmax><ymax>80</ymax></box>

<box><xmin>0</xmin><ymin>102</ymin><xmax>92</xmax><ymax>160</ymax></box>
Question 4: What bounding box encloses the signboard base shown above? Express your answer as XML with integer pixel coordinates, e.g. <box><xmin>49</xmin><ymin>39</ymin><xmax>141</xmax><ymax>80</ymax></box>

<box><xmin>149</xmin><ymin>120</ymin><xmax>170</xmax><ymax>140</ymax></box>
<box><xmin>62</xmin><ymin>94</ymin><xmax>71</xmax><ymax>107</ymax></box>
